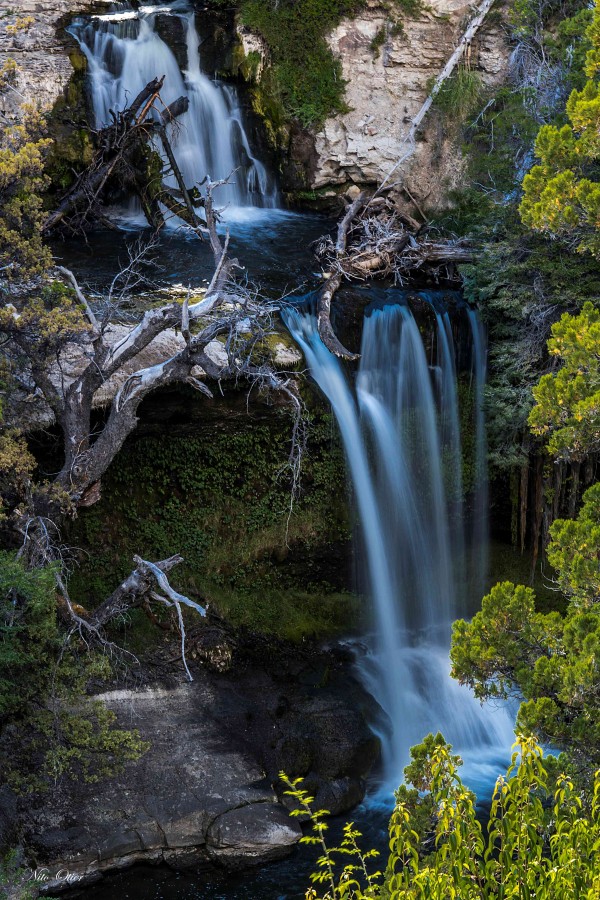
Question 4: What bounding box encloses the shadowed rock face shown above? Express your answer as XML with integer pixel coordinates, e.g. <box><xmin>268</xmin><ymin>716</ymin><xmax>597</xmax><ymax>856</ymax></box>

<box><xmin>20</xmin><ymin>641</ymin><xmax>379</xmax><ymax>891</ymax></box>
<box><xmin>25</xmin><ymin>682</ymin><xmax>302</xmax><ymax>888</ymax></box>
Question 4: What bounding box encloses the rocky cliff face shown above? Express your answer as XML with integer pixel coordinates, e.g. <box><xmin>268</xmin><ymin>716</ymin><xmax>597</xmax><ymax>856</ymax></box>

<box><xmin>2</xmin><ymin>2</ymin><xmax>511</xmax><ymax>211</ymax></box>
<box><xmin>0</xmin><ymin>1</ymin><xmax>91</xmax><ymax>121</ymax></box>
<box><xmin>313</xmin><ymin>0</ymin><xmax>510</xmax><ymax>208</ymax></box>
<box><xmin>17</xmin><ymin>639</ymin><xmax>379</xmax><ymax>890</ymax></box>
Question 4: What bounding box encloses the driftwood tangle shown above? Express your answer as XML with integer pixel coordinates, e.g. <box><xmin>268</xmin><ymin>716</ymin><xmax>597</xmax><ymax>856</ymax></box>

<box><xmin>43</xmin><ymin>77</ymin><xmax>204</xmax><ymax>236</ymax></box>
<box><xmin>314</xmin><ymin>192</ymin><xmax>474</xmax><ymax>359</ymax></box>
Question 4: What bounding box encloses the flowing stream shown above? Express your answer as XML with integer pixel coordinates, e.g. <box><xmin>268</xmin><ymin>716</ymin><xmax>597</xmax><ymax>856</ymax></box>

<box><xmin>69</xmin><ymin>0</ymin><xmax>277</xmax><ymax>215</ymax></box>
<box><xmin>60</xmin><ymin>9</ymin><xmax>516</xmax><ymax>892</ymax></box>
<box><xmin>284</xmin><ymin>295</ymin><xmax>515</xmax><ymax>796</ymax></box>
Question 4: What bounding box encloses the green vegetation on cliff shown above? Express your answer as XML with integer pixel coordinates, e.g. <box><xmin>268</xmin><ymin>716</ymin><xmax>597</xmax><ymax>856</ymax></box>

<box><xmin>239</xmin><ymin>0</ymin><xmax>422</xmax><ymax>127</ymax></box>
<box><xmin>0</xmin><ymin>104</ymin><xmax>51</xmax><ymax>276</ymax></box>
<box><xmin>240</xmin><ymin>0</ymin><xmax>359</xmax><ymax>127</ymax></box>
<box><xmin>67</xmin><ymin>400</ymin><xmax>355</xmax><ymax>642</ymax></box>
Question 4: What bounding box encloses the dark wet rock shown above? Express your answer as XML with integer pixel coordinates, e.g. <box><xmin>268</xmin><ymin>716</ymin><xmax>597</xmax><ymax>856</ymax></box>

<box><xmin>20</xmin><ymin>641</ymin><xmax>379</xmax><ymax>890</ymax></box>
<box><xmin>0</xmin><ymin>785</ymin><xmax>18</xmax><ymax>851</ymax></box>
<box><xmin>206</xmin><ymin>803</ymin><xmax>301</xmax><ymax>868</ymax></box>
<box><xmin>281</xmin><ymin>123</ymin><xmax>319</xmax><ymax>196</ymax></box>
<box><xmin>154</xmin><ymin>14</ymin><xmax>187</xmax><ymax>71</ymax></box>
<box><xmin>312</xmin><ymin>776</ymin><xmax>366</xmax><ymax>816</ymax></box>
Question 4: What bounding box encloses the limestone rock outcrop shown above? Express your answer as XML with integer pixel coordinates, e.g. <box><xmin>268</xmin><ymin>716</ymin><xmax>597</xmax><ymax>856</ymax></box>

<box><xmin>313</xmin><ymin>0</ymin><xmax>509</xmax><ymax>206</ymax></box>
<box><xmin>2</xmin><ymin>1</ymin><xmax>511</xmax><ymax>210</ymax></box>
<box><xmin>0</xmin><ymin>2</ymin><xmax>90</xmax><ymax>121</ymax></box>
<box><xmin>235</xmin><ymin>0</ymin><xmax>510</xmax><ymax>206</ymax></box>
<box><xmin>314</xmin><ymin>0</ymin><xmax>509</xmax><ymax>199</ymax></box>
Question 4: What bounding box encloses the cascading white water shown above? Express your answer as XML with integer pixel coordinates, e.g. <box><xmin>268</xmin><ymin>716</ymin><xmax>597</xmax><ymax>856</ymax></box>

<box><xmin>284</xmin><ymin>297</ymin><xmax>515</xmax><ymax>797</ymax></box>
<box><xmin>69</xmin><ymin>1</ymin><xmax>277</xmax><ymax>213</ymax></box>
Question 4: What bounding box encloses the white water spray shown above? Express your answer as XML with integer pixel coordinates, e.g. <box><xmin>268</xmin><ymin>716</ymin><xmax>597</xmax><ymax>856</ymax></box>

<box><xmin>69</xmin><ymin>1</ymin><xmax>277</xmax><ymax>212</ymax></box>
<box><xmin>284</xmin><ymin>297</ymin><xmax>514</xmax><ymax>797</ymax></box>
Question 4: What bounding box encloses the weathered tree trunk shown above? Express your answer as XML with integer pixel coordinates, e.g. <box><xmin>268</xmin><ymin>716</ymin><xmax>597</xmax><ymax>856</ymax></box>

<box><xmin>530</xmin><ymin>456</ymin><xmax>544</xmax><ymax>582</ymax></box>
<box><xmin>519</xmin><ymin>438</ymin><xmax>530</xmax><ymax>553</ymax></box>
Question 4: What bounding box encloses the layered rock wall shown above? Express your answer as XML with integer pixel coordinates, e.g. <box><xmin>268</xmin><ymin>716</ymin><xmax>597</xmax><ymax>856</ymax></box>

<box><xmin>2</xmin><ymin>1</ymin><xmax>511</xmax><ymax>210</ymax></box>
<box><xmin>0</xmin><ymin>1</ymin><xmax>90</xmax><ymax>120</ymax></box>
<box><xmin>315</xmin><ymin>0</ymin><xmax>510</xmax><ymax>207</ymax></box>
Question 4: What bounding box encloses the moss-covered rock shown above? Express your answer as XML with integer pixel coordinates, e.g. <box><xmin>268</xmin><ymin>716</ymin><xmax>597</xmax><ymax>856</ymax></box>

<box><xmin>44</xmin><ymin>44</ymin><xmax>93</xmax><ymax>197</ymax></box>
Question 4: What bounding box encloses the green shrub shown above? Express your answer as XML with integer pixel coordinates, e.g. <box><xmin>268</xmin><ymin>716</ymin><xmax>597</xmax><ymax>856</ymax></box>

<box><xmin>432</xmin><ymin>66</ymin><xmax>483</xmax><ymax>121</ymax></box>
<box><xmin>0</xmin><ymin>553</ymin><xmax>148</xmax><ymax>791</ymax></box>
<box><xmin>0</xmin><ymin>850</ymin><xmax>42</xmax><ymax>900</ymax></box>
<box><xmin>288</xmin><ymin>735</ymin><xmax>600</xmax><ymax>898</ymax></box>
<box><xmin>451</xmin><ymin>481</ymin><xmax>600</xmax><ymax>777</ymax></box>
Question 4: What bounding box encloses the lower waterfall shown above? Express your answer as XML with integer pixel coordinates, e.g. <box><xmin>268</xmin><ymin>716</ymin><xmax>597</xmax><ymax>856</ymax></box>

<box><xmin>284</xmin><ymin>296</ymin><xmax>515</xmax><ymax>796</ymax></box>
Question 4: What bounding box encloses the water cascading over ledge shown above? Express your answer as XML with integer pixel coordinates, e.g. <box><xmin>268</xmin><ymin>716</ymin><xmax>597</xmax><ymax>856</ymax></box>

<box><xmin>284</xmin><ymin>293</ymin><xmax>515</xmax><ymax>797</ymax></box>
<box><xmin>69</xmin><ymin>1</ymin><xmax>277</xmax><ymax>214</ymax></box>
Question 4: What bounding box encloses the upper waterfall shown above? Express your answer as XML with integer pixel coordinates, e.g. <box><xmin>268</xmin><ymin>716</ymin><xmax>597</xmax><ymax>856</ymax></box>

<box><xmin>69</xmin><ymin>1</ymin><xmax>277</xmax><ymax>213</ymax></box>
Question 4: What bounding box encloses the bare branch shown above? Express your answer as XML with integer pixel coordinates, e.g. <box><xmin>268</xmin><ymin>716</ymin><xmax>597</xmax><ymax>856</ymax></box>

<box><xmin>336</xmin><ymin>192</ymin><xmax>368</xmax><ymax>254</ymax></box>
<box><xmin>317</xmin><ymin>273</ymin><xmax>358</xmax><ymax>360</ymax></box>
<box><xmin>315</xmin><ymin>192</ymin><xmax>367</xmax><ymax>360</ymax></box>
<box><xmin>56</xmin><ymin>266</ymin><xmax>101</xmax><ymax>336</ymax></box>
<box><xmin>137</xmin><ymin>555</ymin><xmax>206</xmax><ymax>618</ymax></box>
<box><xmin>206</xmin><ymin>228</ymin><xmax>231</xmax><ymax>297</ymax></box>
<box><xmin>181</xmin><ymin>292</ymin><xmax>191</xmax><ymax>345</ymax></box>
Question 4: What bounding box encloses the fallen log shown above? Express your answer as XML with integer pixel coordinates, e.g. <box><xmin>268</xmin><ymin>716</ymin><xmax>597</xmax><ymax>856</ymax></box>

<box><xmin>317</xmin><ymin>272</ymin><xmax>358</xmax><ymax>361</ymax></box>
<box><xmin>43</xmin><ymin>77</ymin><xmax>193</xmax><ymax>236</ymax></box>
<box><xmin>161</xmin><ymin>95</ymin><xmax>189</xmax><ymax>125</ymax></box>
<box><xmin>314</xmin><ymin>203</ymin><xmax>475</xmax><ymax>353</ymax></box>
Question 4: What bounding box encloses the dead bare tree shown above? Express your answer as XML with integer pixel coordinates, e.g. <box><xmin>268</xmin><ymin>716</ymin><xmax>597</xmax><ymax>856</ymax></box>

<box><xmin>4</xmin><ymin>166</ymin><xmax>304</xmax><ymax>673</ymax></box>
